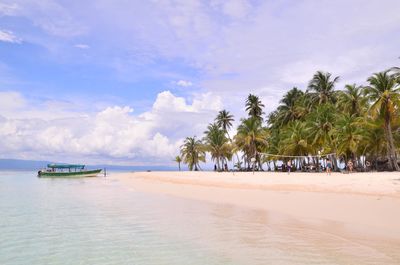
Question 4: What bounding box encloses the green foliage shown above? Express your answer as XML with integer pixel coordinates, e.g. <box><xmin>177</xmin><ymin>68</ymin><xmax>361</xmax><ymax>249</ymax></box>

<box><xmin>245</xmin><ymin>94</ymin><xmax>265</xmax><ymax>122</ymax></box>
<box><xmin>215</xmin><ymin>110</ymin><xmax>234</xmax><ymax>133</ymax></box>
<box><xmin>180</xmin><ymin>68</ymin><xmax>400</xmax><ymax>172</ymax></box>
<box><xmin>180</xmin><ymin>136</ymin><xmax>206</xmax><ymax>171</ymax></box>
<box><xmin>203</xmin><ymin>123</ymin><xmax>232</xmax><ymax>171</ymax></box>
<box><xmin>174</xmin><ymin>155</ymin><xmax>182</xmax><ymax>171</ymax></box>
<box><xmin>307</xmin><ymin>71</ymin><xmax>339</xmax><ymax>106</ymax></box>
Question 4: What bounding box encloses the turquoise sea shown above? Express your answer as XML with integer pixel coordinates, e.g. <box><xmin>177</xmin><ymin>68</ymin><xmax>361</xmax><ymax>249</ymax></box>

<box><xmin>1</xmin><ymin>171</ymin><xmax>398</xmax><ymax>265</ymax></box>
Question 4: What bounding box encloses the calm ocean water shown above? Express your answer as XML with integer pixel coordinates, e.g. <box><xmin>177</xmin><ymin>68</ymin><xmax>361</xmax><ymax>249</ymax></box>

<box><xmin>1</xmin><ymin>171</ymin><xmax>398</xmax><ymax>265</ymax></box>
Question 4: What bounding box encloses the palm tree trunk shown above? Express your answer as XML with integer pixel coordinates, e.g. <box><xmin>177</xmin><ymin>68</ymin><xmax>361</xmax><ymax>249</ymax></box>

<box><xmin>385</xmin><ymin>117</ymin><xmax>400</xmax><ymax>171</ymax></box>
<box><xmin>179</xmin><ymin>162</ymin><xmax>181</xmax><ymax>171</ymax></box>
<box><xmin>226</xmin><ymin>131</ymin><xmax>241</xmax><ymax>168</ymax></box>
<box><xmin>216</xmin><ymin>157</ymin><xmax>221</xmax><ymax>171</ymax></box>
<box><xmin>332</xmin><ymin>154</ymin><xmax>339</xmax><ymax>172</ymax></box>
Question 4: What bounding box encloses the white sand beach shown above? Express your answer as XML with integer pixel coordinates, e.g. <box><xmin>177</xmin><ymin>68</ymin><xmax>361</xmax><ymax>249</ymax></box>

<box><xmin>115</xmin><ymin>171</ymin><xmax>400</xmax><ymax>243</ymax></box>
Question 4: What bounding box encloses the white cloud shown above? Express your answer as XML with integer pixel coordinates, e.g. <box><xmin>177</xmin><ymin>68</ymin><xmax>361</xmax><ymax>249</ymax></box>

<box><xmin>0</xmin><ymin>91</ymin><xmax>26</xmax><ymax>110</ymax></box>
<box><xmin>280</xmin><ymin>47</ymin><xmax>388</xmax><ymax>87</ymax></box>
<box><xmin>217</xmin><ymin>0</ymin><xmax>252</xmax><ymax>19</ymax></box>
<box><xmin>74</xmin><ymin>44</ymin><xmax>89</xmax><ymax>49</ymax></box>
<box><xmin>0</xmin><ymin>90</ymin><xmax>222</xmax><ymax>165</ymax></box>
<box><xmin>0</xmin><ymin>30</ymin><xmax>21</xmax><ymax>43</ymax></box>
<box><xmin>0</xmin><ymin>2</ymin><xmax>18</xmax><ymax>16</ymax></box>
<box><xmin>1</xmin><ymin>0</ymin><xmax>86</xmax><ymax>37</ymax></box>
<box><xmin>176</xmin><ymin>80</ymin><xmax>193</xmax><ymax>87</ymax></box>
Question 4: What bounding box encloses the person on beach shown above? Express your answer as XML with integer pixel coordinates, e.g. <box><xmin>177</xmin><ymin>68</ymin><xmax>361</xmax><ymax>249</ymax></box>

<box><xmin>347</xmin><ymin>160</ymin><xmax>353</xmax><ymax>173</ymax></box>
<box><xmin>365</xmin><ymin>161</ymin><xmax>371</xmax><ymax>172</ymax></box>
<box><xmin>214</xmin><ymin>164</ymin><xmax>217</xmax><ymax>171</ymax></box>
<box><xmin>287</xmin><ymin>160</ymin><xmax>292</xmax><ymax>174</ymax></box>
<box><xmin>326</xmin><ymin>159</ymin><xmax>332</xmax><ymax>175</ymax></box>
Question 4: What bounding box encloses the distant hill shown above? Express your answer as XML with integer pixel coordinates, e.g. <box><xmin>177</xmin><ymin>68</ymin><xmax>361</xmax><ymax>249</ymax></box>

<box><xmin>0</xmin><ymin>159</ymin><xmax>175</xmax><ymax>171</ymax></box>
<box><xmin>0</xmin><ymin>159</ymin><xmax>51</xmax><ymax>170</ymax></box>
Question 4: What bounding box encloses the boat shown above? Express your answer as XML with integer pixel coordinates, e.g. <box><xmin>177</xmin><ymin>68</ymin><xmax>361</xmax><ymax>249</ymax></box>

<box><xmin>38</xmin><ymin>163</ymin><xmax>102</xmax><ymax>178</ymax></box>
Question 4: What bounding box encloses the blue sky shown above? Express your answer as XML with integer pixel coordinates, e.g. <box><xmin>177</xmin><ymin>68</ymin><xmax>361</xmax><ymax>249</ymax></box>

<box><xmin>1</xmin><ymin>0</ymin><xmax>400</xmax><ymax>166</ymax></box>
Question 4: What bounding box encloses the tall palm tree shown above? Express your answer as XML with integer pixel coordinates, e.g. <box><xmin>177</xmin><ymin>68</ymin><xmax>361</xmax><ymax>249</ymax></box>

<box><xmin>215</xmin><ymin>110</ymin><xmax>240</xmax><ymax>167</ymax></box>
<box><xmin>364</xmin><ymin>71</ymin><xmax>400</xmax><ymax>171</ymax></box>
<box><xmin>359</xmin><ymin>117</ymin><xmax>386</xmax><ymax>168</ymax></box>
<box><xmin>337</xmin><ymin>84</ymin><xmax>367</xmax><ymax>117</ymax></box>
<box><xmin>180</xmin><ymin>136</ymin><xmax>206</xmax><ymax>171</ymax></box>
<box><xmin>215</xmin><ymin>110</ymin><xmax>234</xmax><ymax>135</ymax></box>
<box><xmin>307</xmin><ymin>71</ymin><xmax>339</xmax><ymax>106</ymax></box>
<box><xmin>174</xmin><ymin>155</ymin><xmax>182</xmax><ymax>171</ymax></box>
<box><xmin>245</xmin><ymin>94</ymin><xmax>265</xmax><ymax>122</ymax></box>
<box><xmin>234</xmin><ymin>118</ymin><xmax>268</xmax><ymax>169</ymax></box>
<box><xmin>334</xmin><ymin>113</ymin><xmax>364</xmax><ymax>160</ymax></box>
<box><xmin>279</xmin><ymin>120</ymin><xmax>312</xmax><ymax>169</ymax></box>
<box><xmin>203</xmin><ymin>123</ymin><xmax>232</xmax><ymax>171</ymax></box>
<box><xmin>280</xmin><ymin>120</ymin><xmax>311</xmax><ymax>156</ymax></box>
<box><xmin>275</xmin><ymin>87</ymin><xmax>305</xmax><ymax>127</ymax></box>
<box><xmin>307</xmin><ymin>104</ymin><xmax>336</xmax><ymax>149</ymax></box>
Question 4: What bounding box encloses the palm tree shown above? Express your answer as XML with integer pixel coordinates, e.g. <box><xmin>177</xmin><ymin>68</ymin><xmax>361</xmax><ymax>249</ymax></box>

<box><xmin>275</xmin><ymin>87</ymin><xmax>305</xmax><ymax>127</ymax></box>
<box><xmin>215</xmin><ymin>110</ymin><xmax>240</xmax><ymax>168</ymax></box>
<box><xmin>180</xmin><ymin>136</ymin><xmax>206</xmax><ymax>171</ymax></box>
<box><xmin>359</xmin><ymin>117</ymin><xmax>386</xmax><ymax>169</ymax></box>
<box><xmin>280</xmin><ymin>121</ymin><xmax>312</xmax><ymax>157</ymax></box>
<box><xmin>215</xmin><ymin>110</ymin><xmax>234</xmax><ymax>135</ymax></box>
<box><xmin>364</xmin><ymin>71</ymin><xmax>400</xmax><ymax>171</ymax></box>
<box><xmin>234</xmin><ymin>118</ymin><xmax>268</xmax><ymax>170</ymax></box>
<box><xmin>174</xmin><ymin>155</ymin><xmax>182</xmax><ymax>171</ymax></box>
<box><xmin>307</xmin><ymin>71</ymin><xmax>339</xmax><ymax>106</ymax></box>
<box><xmin>245</xmin><ymin>94</ymin><xmax>265</xmax><ymax>122</ymax></box>
<box><xmin>307</xmin><ymin>104</ymin><xmax>336</xmax><ymax>149</ymax></box>
<box><xmin>334</xmin><ymin>113</ymin><xmax>364</xmax><ymax>161</ymax></box>
<box><xmin>305</xmin><ymin>104</ymin><xmax>337</xmax><ymax>170</ymax></box>
<box><xmin>337</xmin><ymin>84</ymin><xmax>367</xmax><ymax>117</ymax></box>
<box><xmin>203</xmin><ymin>123</ymin><xmax>232</xmax><ymax>171</ymax></box>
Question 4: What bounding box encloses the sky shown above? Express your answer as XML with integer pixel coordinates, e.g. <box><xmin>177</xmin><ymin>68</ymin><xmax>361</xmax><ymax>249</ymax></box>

<box><xmin>0</xmin><ymin>0</ymin><xmax>399</xmax><ymax>166</ymax></box>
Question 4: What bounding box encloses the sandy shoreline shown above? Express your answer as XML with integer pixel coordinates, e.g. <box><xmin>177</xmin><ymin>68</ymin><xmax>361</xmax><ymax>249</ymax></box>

<box><xmin>114</xmin><ymin>171</ymin><xmax>400</xmax><ymax>241</ymax></box>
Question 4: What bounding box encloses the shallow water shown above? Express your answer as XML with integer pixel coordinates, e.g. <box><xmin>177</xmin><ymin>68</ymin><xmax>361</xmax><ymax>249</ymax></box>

<box><xmin>0</xmin><ymin>171</ymin><xmax>398</xmax><ymax>265</ymax></box>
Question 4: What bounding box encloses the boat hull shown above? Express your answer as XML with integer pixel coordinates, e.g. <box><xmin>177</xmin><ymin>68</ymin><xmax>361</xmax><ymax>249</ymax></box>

<box><xmin>38</xmin><ymin>169</ymin><xmax>102</xmax><ymax>178</ymax></box>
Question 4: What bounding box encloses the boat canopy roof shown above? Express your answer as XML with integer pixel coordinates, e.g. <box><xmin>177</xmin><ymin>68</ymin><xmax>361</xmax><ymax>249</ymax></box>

<box><xmin>47</xmin><ymin>163</ymin><xmax>85</xmax><ymax>169</ymax></box>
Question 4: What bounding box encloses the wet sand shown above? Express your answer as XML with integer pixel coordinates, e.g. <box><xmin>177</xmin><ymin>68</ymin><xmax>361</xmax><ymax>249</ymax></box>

<box><xmin>114</xmin><ymin>171</ymin><xmax>400</xmax><ymax>261</ymax></box>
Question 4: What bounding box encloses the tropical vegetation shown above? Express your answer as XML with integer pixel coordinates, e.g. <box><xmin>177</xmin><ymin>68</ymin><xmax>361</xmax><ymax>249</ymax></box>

<box><xmin>177</xmin><ymin>68</ymin><xmax>400</xmax><ymax>172</ymax></box>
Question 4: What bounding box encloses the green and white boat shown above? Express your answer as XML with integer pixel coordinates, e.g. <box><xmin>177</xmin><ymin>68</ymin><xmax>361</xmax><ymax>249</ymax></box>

<box><xmin>38</xmin><ymin>163</ymin><xmax>102</xmax><ymax>178</ymax></box>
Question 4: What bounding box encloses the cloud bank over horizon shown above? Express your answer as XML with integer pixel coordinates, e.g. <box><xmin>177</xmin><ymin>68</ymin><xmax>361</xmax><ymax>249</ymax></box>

<box><xmin>0</xmin><ymin>90</ymin><xmax>222</xmax><ymax>165</ymax></box>
<box><xmin>0</xmin><ymin>0</ymin><xmax>399</xmax><ymax>165</ymax></box>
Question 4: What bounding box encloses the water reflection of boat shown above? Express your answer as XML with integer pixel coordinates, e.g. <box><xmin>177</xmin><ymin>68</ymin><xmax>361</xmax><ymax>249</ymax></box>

<box><xmin>38</xmin><ymin>163</ymin><xmax>102</xmax><ymax>178</ymax></box>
